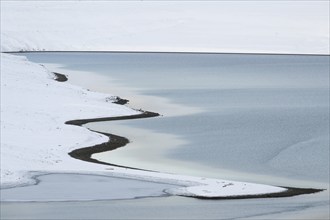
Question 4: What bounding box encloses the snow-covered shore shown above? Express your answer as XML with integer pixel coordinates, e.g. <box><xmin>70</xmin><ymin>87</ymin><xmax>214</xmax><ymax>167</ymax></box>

<box><xmin>1</xmin><ymin>53</ymin><xmax>290</xmax><ymax>199</ymax></box>
<box><xmin>0</xmin><ymin>53</ymin><xmax>138</xmax><ymax>187</ymax></box>
<box><xmin>1</xmin><ymin>1</ymin><xmax>328</xmax><ymax>200</ymax></box>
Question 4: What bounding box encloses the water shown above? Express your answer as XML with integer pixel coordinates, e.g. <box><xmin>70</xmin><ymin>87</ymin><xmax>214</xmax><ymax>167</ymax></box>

<box><xmin>0</xmin><ymin>173</ymin><xmax>175</xmax><ymax>202</ymax></box>
<box><xmin>2</xmin><ymin>195</ymin><xmax>329</xmax><ymax>219</ymax></box>
<box><xmin>21</xmin><ymin>52</ymin><xmax>329</xmax><ymax>183</ymax></box>
<box><xmin>13</xmin><ymin>52</ymin><xmax>330</xmax><ymax>218</ymax></box>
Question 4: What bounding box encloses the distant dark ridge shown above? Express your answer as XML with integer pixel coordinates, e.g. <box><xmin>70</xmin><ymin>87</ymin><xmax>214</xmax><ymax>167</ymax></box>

<box><xmin>8</xmin><ymin>51</ymin><xmax>330</xmax><ymax>56</ymax></box>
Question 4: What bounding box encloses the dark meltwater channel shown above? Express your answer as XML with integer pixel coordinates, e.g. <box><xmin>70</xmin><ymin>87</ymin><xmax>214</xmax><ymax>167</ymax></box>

<box><xmin>11</xmin><ymin>52</ymin><xmax>329</xmax><ymax>219</ymax></box>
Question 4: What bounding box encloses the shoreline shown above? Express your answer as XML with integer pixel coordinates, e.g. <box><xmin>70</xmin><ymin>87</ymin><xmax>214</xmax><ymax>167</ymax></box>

<box><xmin>1</xmin><ymin>53</ymin><xmax>324</xmax><ymax>202</ymax></box>
<box><xmin>65</xmin><ymin>111</ymin><xmax>159</xmax><ymax>126</ymax></box>
<box><xmin>66</xmin><ymin>111</ymin><xmax>159</xmax><ymax>171</ymax></box>
<box><xmin>8</xmin><ymin>51</ymin><xmax>330</xmax><ymax>57</ymax></box>
<box><xmin>1</xmin><ymin>1</ymin><xmax>328</xmax><ymax>216</ymax></box>
<box><xmin>191</xmin><ymin>187</ymin><xmax>323</xmax><ymax>200</ymax></box>
<box><xmin>64</xmin><ymin>100</ymin><xmax>324</xmax><ymax>200</ymax></box>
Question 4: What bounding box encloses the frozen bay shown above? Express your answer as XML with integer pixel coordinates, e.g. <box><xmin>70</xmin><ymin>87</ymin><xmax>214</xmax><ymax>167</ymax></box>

<box><xmin>22</xmin><ymin>52</ymin><xmax>329</xmax><ymax>185</ymax></box>
<box><xmin>16</xmin><ymin>52</ymin><xmax>330</xmax><ymax>218</ymax></box>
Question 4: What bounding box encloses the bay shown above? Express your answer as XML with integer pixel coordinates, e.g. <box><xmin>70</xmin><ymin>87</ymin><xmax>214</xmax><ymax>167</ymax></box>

<box><xmin>17</xmin><ymin>52</ymin><xmax>329</xmax><ymax>219</ymax></box>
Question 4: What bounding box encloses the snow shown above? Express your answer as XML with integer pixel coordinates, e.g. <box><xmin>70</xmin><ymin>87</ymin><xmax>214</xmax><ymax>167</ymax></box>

<box><xmin>2</xmin><ymin>1</ymin><xmax>322</xmax><ymax>200</ymax></box>
<box><xmin>0</xmin><ymin>53</ymin><xmax>137</xmax><ymax>187</ymax></box>
<box><xmin>1</xmin><ymin>1</ymin><xmax>329</xmax><ymax>54</ymax></box>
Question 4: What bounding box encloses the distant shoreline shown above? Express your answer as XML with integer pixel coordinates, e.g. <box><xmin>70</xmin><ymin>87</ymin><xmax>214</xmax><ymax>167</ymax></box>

<box><xmin>8</xmin><ymin>51</ymin><xmax>330</xmax><ymax>57</ymax></box>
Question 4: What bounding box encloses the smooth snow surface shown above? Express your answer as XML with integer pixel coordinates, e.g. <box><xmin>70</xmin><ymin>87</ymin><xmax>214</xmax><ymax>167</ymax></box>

<box><xmin>0</xmin><ymin>53</ymin><xmax>137</xmax><ymax>187</ymax></box>
<box><xmin>1</xmin><ymin>1</ymin><xmax>329</xmax><ymax>54</ymax></box>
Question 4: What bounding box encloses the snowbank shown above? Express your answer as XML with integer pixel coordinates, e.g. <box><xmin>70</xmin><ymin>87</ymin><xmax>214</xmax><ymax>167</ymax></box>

<box><xmin>0</xmin><ymin>53</ymin><xmax>137</xmax><ymax>187</ymax></box>
<box><xmin>1</xmin><ymin>1</ymin><xmax>329</xmax><ymax>54</ymax></box>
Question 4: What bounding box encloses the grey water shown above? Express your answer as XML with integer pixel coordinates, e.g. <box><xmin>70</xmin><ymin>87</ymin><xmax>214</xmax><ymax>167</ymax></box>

<box><xmin>0</xmin><ymin>173</ymin><xmax>175</xmax><ymax>202</ymax></box>
<box><xmin>2</xmin><ymin>195</ymin><xmax>329</xmax><ymax>220</ymax></box>
<box><xmin>11</xmin><ymin>52</ymin><xmax>330</xmax><ymax>219</ymax></box>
